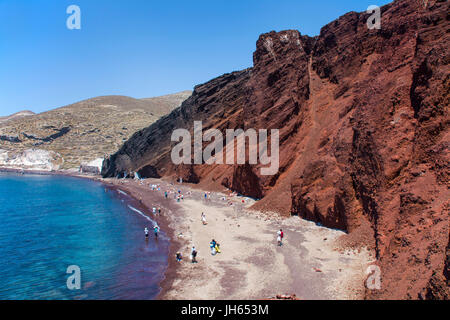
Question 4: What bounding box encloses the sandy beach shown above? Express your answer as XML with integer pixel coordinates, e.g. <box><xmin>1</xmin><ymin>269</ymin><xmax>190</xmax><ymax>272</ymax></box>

<box><xmin>0</xmin><ymin>168</ymin><xmax>375</xmax><ymax>299</ymax></box>
<box><xmin>98</xmin><ymin>176</ymin><xmax>375</xmax><ymax>300</ymax></box>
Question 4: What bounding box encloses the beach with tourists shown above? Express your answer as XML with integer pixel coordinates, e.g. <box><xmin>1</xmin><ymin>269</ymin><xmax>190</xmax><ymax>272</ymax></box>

<box><xmin>2</xmin><ymin>0</ymin><xmax>448</xmax><ymax>302</ymax></box>
<box><xmin>0</xmin><ymin>168</ymin><xmax>375</xmax><ymax>300</ymax></box>
<box><xmin>96</xmin><ymin>175</ymin><xmax>374</xmax><ymax>300</ymax></box>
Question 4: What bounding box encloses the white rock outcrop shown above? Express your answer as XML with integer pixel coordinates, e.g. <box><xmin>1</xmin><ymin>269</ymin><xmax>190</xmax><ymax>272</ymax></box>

<box><xmin>86</xmin><ymin>158</ymin><xmax>104</xmax><ymax>171</ymax></box>
<box><xmin>0</xmin><ymin>149</ymin><xmax>63</xmax><ymax>171</ymax></box>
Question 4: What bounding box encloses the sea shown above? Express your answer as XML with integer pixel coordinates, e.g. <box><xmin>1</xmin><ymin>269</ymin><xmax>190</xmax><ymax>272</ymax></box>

<box><xmin>0</xmin><ymin>173</ymin><xmax>169</xmax><ymax>300</ymax></box>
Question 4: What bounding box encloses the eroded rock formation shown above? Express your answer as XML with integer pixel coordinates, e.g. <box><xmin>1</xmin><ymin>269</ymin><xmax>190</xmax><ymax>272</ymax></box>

<box><xmin>103</xmin><ymin>0</ymin><xmax>449</xmax><ymax>299</ymax></box>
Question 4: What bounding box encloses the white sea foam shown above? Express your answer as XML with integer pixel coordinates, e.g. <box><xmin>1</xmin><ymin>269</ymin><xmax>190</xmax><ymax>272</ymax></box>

<box><xmin>127</xmin><ymin>205</ymin><xmax>157</xmax><ymax>227</ymax></box>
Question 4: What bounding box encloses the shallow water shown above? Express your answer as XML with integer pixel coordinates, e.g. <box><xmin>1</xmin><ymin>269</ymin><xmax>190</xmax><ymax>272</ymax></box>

<box><xmin>0</xmin><ymin>173</ymin><xmax>169</xmax><ymax>300</ymax></box>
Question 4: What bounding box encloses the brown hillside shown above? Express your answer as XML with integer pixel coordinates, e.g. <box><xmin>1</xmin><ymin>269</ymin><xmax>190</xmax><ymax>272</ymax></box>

<box><xmin>0</xmin><ymin>91</ymin><xmax>191</xmax><ymax>169</ymax></box>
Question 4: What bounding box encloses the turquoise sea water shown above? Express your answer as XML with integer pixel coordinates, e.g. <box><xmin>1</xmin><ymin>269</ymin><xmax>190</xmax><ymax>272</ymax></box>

<box><xmin>0</xmin><ymin>173</ymin><xmax>169</xmax><ymax>300</ymax></box>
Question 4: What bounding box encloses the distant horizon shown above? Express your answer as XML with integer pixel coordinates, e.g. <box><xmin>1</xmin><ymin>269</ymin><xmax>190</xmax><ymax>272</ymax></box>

<box><xmin>0</xmin><ymin>0</ymin><xmax>392</xmax><ymax>116</ymax></box>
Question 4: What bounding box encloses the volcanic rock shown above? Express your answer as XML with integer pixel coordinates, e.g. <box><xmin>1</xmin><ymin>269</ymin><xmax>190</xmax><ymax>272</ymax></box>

<box><xmin>103</xmin><ymin>0</ymin><xmax>449</xmax><ymax>299</ymax></box>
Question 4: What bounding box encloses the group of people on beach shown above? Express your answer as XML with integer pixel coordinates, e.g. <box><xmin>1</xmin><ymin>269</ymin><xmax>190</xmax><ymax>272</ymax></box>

<box><xmin>173</xmin><ymin>211</ymin><xmax>224</xmax><ymax>264</ymax></box>
<box><xmin>176</xmin><ymin>246</ymin><xmax>198</xmax><ymax>263</ymax></box>
<box><xmin>175</xmin><ymin>239</ymin><xmax>221</xmax><ymax>264</ymax></box>
<box><xmin>139</xmin><ymin>178</ymin><xmax>286</xmax><ymax>270</ymax></box>
<box><xmin>150</xmin><ymin>184</ymin><xmax>160</xmax><ymax>191</ymax></box>
<box><xmin>144</xmin><ymin>225</ymin><xmax>160</xmax><ymax>239</ymax></box>
<box><xmin>210</xmin><ymin>239</ymin><xmax>221</xmax><ymax>255</ymax></box>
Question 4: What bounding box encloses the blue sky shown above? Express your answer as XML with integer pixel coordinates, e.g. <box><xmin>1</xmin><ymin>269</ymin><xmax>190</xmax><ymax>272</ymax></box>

<box><xmin>0</xmin><ymin>0</ymin><xmax>392</xmax><ymax>116</ymax></box>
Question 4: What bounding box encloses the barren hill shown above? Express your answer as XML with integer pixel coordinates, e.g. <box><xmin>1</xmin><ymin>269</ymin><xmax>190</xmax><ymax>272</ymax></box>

<box><xmin>0</xmin><ymin>91</ymin><xmax>191</xmax><ymax>170</ymax></box>
<box><xmin>0</xmin><ymin>111</ymin><xmax>35</xmax><ymax>124</ymax></box>
<box><xmin>103</xmin><ymin>0</ymin><xmax>449</xmax><ymax>299</ymax></box>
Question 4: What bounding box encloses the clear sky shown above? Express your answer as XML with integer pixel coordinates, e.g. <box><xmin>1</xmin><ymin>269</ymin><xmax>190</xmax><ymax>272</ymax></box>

<box><xmin>0</xmin><ymin>0</ymin><xmax>392</xmax><ymax>116</ymax></box>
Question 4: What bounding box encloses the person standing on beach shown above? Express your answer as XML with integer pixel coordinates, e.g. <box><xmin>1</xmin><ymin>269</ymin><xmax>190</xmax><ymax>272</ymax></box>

<box><xmin>215</xmin><ymin>241</ymin><xmax>221</xmax><ymax>253</ymax></box>
<box><xmin>277</xmin><ymin>229</ymin><xmax>283</xmax><ymax>246</ymax></box>
<box><xmin>176</xmin><ymin>252</ymin><xmax>183</xmax><ymax>262</ymax></box>
<box><xmin>191</xmin><ymin>247</ymin><xmax>198</xmax><ymax>263</ymax></box>
<box><xmin>144</xmin><ymin>227</ymin><xmax>149</xmax><ymax>239</ymax></box>
<box><xmin>201</xmin><ymin>212</ymin><xmax>207</xmax><ymax>225</ymax></box>
<box><xmin>154</xmin><ymin>225</ymin><xmax>160</xmax><ymax>238</ymax></box>
<box><xmin>210</xmin><ymin>239</ymin><xmax>217</xmax><ymax>255</ymax></box>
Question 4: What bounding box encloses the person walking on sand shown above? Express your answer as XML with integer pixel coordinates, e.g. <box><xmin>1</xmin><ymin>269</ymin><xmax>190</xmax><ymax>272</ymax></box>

<box><xmin>191</xmin><ymin>247</ymin><xmax>198</xmax><ymax>263</ymax></box>
<box><xmin>215</xmin><ymin>241</ymin><xmax>221</xmax><ymax>253</ymax></box>
<box><xmin>201</xmin><ymin>212</ymin><xmax>207</xmax><ymax>225</ymax></box>
<box><xmin>210</xmin><ymin>239</ymin><xmax>217</xmax><ymax>256</ymax></box>
<box><xmin>277</xmin><ymin>229</ymin><xmax>283</xmax><ymax>246</ymax></box>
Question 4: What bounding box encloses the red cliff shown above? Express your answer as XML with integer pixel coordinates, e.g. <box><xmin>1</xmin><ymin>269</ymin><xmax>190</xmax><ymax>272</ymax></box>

<box><xmin>103</xmin><ymin>0</ymin><xmax>449</xmax><ymax>299</ymax></box>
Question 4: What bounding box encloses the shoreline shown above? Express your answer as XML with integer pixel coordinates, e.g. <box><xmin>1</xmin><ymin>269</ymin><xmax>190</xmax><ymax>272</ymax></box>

<box><xmin>0</xmin><ymin>167</ymin><xmax>175</xmax><ymax>299</ymax></box>
<box><xmin>1</xmin><ymin>168</ymin><xmax>375</xmax><ymax>300</ymax></box>
<box><xmin>100</xmin><ymin>177</ymin><xmax>375</xmax><ymax>300</ymax></box>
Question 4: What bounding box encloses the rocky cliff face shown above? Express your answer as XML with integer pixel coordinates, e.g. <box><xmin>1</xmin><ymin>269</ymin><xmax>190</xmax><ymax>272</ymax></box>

<box><xmin>103</xmin><ymin>0</ymin><xmax>449</xmax><ymax>299</ymax></box>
